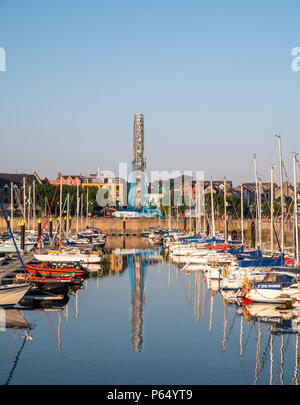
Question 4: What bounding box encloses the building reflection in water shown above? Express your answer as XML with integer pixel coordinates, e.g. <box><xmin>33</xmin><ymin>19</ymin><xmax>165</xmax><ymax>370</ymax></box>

<box><xmin>101</xmin><ymin>253</ymin><xmax>125</xmax><ymax>277</ymax></box>
<box><xmin>128</xmin><ymin>253</ymin><xmax>148</xmax><ymax>353</ymax></box>
<box><xmin>102</xmin><ymin>245</ymin><xmax>163</xmax><ymax>353</ymax></box>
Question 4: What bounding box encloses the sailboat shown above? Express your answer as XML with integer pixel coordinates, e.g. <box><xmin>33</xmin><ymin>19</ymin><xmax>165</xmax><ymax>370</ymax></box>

<box><xmin>34</xmin><ymin>249</ymin><xmax>102</xmax><ymax>264</ymax></box>
<box><xmin>0</xmin><ymin>202</ymin><xmax>32</xmax><ymax>306</ymax></box>
<box><xmin>242</xmin><ymin>271</ymin><xmax>300</xmax><ymax>304</ymax></box>
<box><xmin>0</xmin><ymin>284</ymin><xmax>31</xmax><ymax>307</ymax></box>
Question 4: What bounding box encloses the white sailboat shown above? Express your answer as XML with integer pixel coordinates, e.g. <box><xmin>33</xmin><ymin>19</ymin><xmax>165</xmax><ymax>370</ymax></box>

<box><xmin>0</xmin><ymin>284</ymin><xmax>31</xmax><ymax>306</ymax></box>
<box><xmin>34</xmin><ymin>249</ymin><xmax>102</xmax><ymax>264</ymax></box>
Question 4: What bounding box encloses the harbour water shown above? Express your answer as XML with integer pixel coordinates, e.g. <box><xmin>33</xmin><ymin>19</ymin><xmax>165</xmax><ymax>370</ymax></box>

<box><xmin>0</xmin><ymin>238</ymin><xmax>299</xmax><ymax>386</ymax></box>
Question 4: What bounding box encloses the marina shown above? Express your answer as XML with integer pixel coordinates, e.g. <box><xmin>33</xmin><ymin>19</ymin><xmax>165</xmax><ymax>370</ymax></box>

<box><xmin>0</xmin><ymin>128</ymin><xmax>299</xmax><ymax>387</ymax></box>
<box><xmin>1</xmin><ymin>0</ymin><xmax>300</xmax><ymax>391</ymax></box>
<box><xmin>1</xmin><ymin>236</ymin><xmax>300</xmax><ymax>385</ymax></box>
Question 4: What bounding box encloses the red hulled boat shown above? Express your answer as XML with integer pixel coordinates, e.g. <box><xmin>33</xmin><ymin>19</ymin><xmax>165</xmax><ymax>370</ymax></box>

<box><xmin>16</xmin><ymin>273</ymin><xmax>83</xmax><ymax>286</ymax></box>
<box><xmin>25</xmin><ymin>263</ymin><xmax>87</xmax><ymax>278</ymax></box>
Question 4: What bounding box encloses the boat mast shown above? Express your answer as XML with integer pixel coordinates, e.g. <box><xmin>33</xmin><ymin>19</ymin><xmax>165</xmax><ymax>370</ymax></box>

<box><xmin>86</xmin><ymin>187</ymin><xmax>89</xmax><ymax>229</ymax></box>
<box><xmin>23</xmin><ymin>177</ymin><xmax>26</xmax><ymax>226</ymax></box>
<box><xmin>202</xmin><ymin>182</ymin><xmax>206</xmax><ymax>236</ymax></box>
<box><xmin>76</xmin><ymin>181</ymin><xmax>79</xmax><ymax>234</ymax></box>
<box><xmin>259</xmin><ymin>181</ymin><xmax>262</xmax><ymax>249</ymax></box>
<box><xmin>66</xmin><ymin>193</ymin><xmax>70</xmax><ymax>238</ymax></box>
<box><xmin>198</xmin><ymin>181</ymin><xmax>202</xmax><ymax>235</ymax></box>
<box><xmin>27</xmin><ymin>185</ymin><xmax>31</xmax><ymax>231</ymax></box>
<box><xmin>276</xmin><ymin>135</ymin><xmax>285</xmax><ymax>255</ymax></box>
<box><xmin>33</xmin><ymin>180</ymin><xmax>36</xmax><ymax>232</ymax></box>
<box><xmin>241</xmin><ymin>185</ymin><xmax>244</xmax><ymax>245</ymax></box>
<box><xmin>211</xmin><ymin>179</ymin><xmax>215</xmax><ymax>237</ymax></box>
<box><xmin>10</xmin><ymin>182</ymin><xmax>14</xmax><ymax>234</ymax></box>
<box><xmin>254</xmin><ymin>154</ymin><xmax>262</xmax><ymax>249</ymax></box>
<box><xmin>59</xmin><ymin>176</ymin><xmax>62</xmax><ymax>244</ymax></box>
<box><xmin>271</xmin><ymin>167</ymin><xmax>274</xmax><ymax>256</ymax></box>
<box><xmin>195</xmin><ymin>181</ymin><xmax>199</xmax><ymax>234</ymax></box>
<box><xmin>224</xmin><ymin>177</ymin><xmax>227</xmax><ymax>244</ymax></box>
<box><xmin>169</xmin><ymin>188</ymin><xmax>171</xmax><ymax>232</ymax></box>
<box><xmin>80</xmin><ymin>193</ymin><xmax>83</xmax><ymax>231</ymax></box>
<box><xmin>199</xmin><ymin>183</ymin><xmax>204</xmax><ymax>236</ymax></box>
<box><xmin>293</xmin><ymin>153</ymin><xmax>299</xmax><ymax>266</ymax></box>
<box><xmin>189</xmin><ymin>195</ymin><xmax>192</xmax><ymax>233</ymax></box>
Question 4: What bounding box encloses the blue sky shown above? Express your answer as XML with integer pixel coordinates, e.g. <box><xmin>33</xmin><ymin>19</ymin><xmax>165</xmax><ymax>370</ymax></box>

<box><xmin>0</xmin><ymin>0</ymin><xmax>299</xmax><ymax>185</ymax></box>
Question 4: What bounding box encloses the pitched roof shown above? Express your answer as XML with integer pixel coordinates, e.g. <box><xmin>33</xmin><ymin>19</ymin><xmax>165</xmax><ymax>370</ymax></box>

<box><xmin>0</xmin><ymin>173</ymin><xmax>37</xmax><ymax>187</ymax></box>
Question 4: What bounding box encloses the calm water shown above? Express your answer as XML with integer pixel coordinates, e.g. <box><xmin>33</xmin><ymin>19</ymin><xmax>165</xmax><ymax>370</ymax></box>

<box><xmin>0</xmin><ymin>237</ymin><xmax>299</xmax><ymax>385</ymax></box>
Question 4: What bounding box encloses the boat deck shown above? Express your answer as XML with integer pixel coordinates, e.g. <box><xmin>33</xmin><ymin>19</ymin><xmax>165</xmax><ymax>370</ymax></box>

<box><xmin>0</xmin><ymin>248</ymin><xmax>48</xmax><ymax>281</ymax></box>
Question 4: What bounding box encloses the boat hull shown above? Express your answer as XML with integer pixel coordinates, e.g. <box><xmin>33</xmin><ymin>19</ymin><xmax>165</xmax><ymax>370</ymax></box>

<box><xmin>244</xmin><ymin>287</ymin><xmax>300</xmax><ymax>304</ymax></box>
<box><xmin>25</xmin><ymin>264</ymin><xmax>87</xmax><ymax>278</ymax></box>
<box><xmin>34</xmin><ymin>254</ymin><xmax>101</xmax><ymax>264</ymax></box>
<box><xmin>0</xmin><ymin>284</ymin><xmax>31</xmax><ymax>306</ymax></box>
<box><xmin>0</xmin><ymin>244</ymin><xmax>35</xmax><ymax>253</ymax></box>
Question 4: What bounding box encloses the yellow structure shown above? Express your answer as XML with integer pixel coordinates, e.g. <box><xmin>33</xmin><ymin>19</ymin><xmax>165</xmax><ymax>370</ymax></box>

<box><xmin>81</xmin><ymin>181</ymin><xmax>124</xmax><ymax>206</ymax></box>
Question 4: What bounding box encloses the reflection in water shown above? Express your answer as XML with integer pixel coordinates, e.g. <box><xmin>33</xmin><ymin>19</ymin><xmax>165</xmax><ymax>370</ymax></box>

<box><xmin>104</xmin><ymin>246</ymin><xmax>162</xmax><ymax>353</ymax></box>
<box><xmin>292</xmin><ymin>335</ymin><xmax>299</xmax><ymax>385</ymax></box>
<box><xmin>208</xmin><ymin>291</ymin><xmax>214</xmax><ymax>332</ymax></box>
<box><xmin>242</xmin><ymin>303</ymin><xmax>300</xmax><ymax>385</ymax></box>
<box><xmin>222</xmin><ymin>303</ymin><xmax>227</xmax><ymax>352</ymax></box>
<box><xmin>5</xmin><ymin>334</ymin><xmax>28</xmax><ymax>386</ymax></box>
<box><xmin>105</xmin><ymin>236</ymin><xmax>152</xmax><ymax>250</ymax></box>
<box><xmin>194</xmin><ymin>272</ymin><xmax>201</xmax><ymax>324</ymax></box>
<box><xmin>129</xmin><ymin>254</ymin><xmax>145</xmax><ymax>353</ymax></box>
<box><xmin>254</xmin><ymin>321</ymin><xmax>262</xmax><ymax>385</ymax></box>
<box><xmin>177</xmin><ymin>262</ymin><xmax>300</xmax><ymax>385</ymax></box>
<box><xmin>270</xmin><ymin>329</ymin><xmax>273</xmax><ymax>385</ymax></box>
<box><xmin>3</xmin><ymin>241</ymin><xmax>300</xmax><ymax>385</ymax></box>
<box><xmin>239</xmin><ymin>316</ymin><xmax>243</xmax><ymax>358</ymax></box>
<box><xmin>280</xmin><ymin>335</ymin><xmax>284</xmax><ymax>385</ymax></box>
<box><xmin>0</xmin><ymin>308</ymin><xmax>35</xmax><ymax>385</ymax></box>
<box><xmin>0</xmin><ymin>308</ymin><xmax>35</xmax><ymax>331</ymax></box>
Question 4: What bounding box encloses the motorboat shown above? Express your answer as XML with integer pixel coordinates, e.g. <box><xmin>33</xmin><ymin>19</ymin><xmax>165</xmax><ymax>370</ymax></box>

<box><xmin>25</xmin><ymin>263</ymin><xmax>88</xmax><ymax>278</ymax></box>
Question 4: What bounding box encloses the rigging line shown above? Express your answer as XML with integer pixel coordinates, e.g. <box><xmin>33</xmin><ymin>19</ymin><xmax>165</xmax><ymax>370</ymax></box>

<box><xmin>203</xmin><ymin>284</ymin><xmax>210</xmax><ymax>312</ymax></box>
<box><xmin>50</xmin><ymin>194</ymin><xmax>69</xmax><ymax>247</ymax></box>
<box><xmin>4</xmin><ymin>334</ymin><xmax>27</xmax><ymax>385</ymax></box>
<box><xmin>259</xmin><ymin>179</ymin><xmax>282</xmax><ymax>252</ymax></box>
<box><xmin>45</xmin><ymin>311</ymin><xmax>58</xmax><ymax>345</ymax></box>
<box><xmin>256</xmin><ymin>332</ymin><xmax>272</xmax><ymax>383</ymax></box>
<box><xmin>14</xmin><ymin>189</ymin><xmax>25</xmax><ymax>223</ymax></box>
<box><xmin>67</xmin><ymin>186</ymin><xmax>77</xmax><ymax>215</ymax></box>
<box><xmin>245</xmin><ymin>158</ymin><xmax>254</xmax><ymax>185</ymax></box>
<box><xmin>241</xmin><ymin>322</ymin><xmax>255</xmax><ymax>353</ymax></box>
<box><xmin>224</xmin><ymin>309</ymin><xmax>239</xmax><ymax>349</ymax></box>
<box><xmin>0</xmin><ymin>201</ymin><xmax>27</xmax><ymax>274</ymax></box>
<box><xmin>176</xmin><ymin>266</ymin><xmax>191</xmax><ymax>303</ymax></box>
<box><xmin>282</xmin><ymin>162</ymin><xmax>290</xmax><ymax>183</ymax></box>
<box><xmin>34</xmin><ymin>183</ymin><xmax>59</xmax><ymax>250</ymax></box>
<box><xmin>286</xmin><ymin>216</ymin><xmax>295</xmax><ymax>251</ymax></box>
